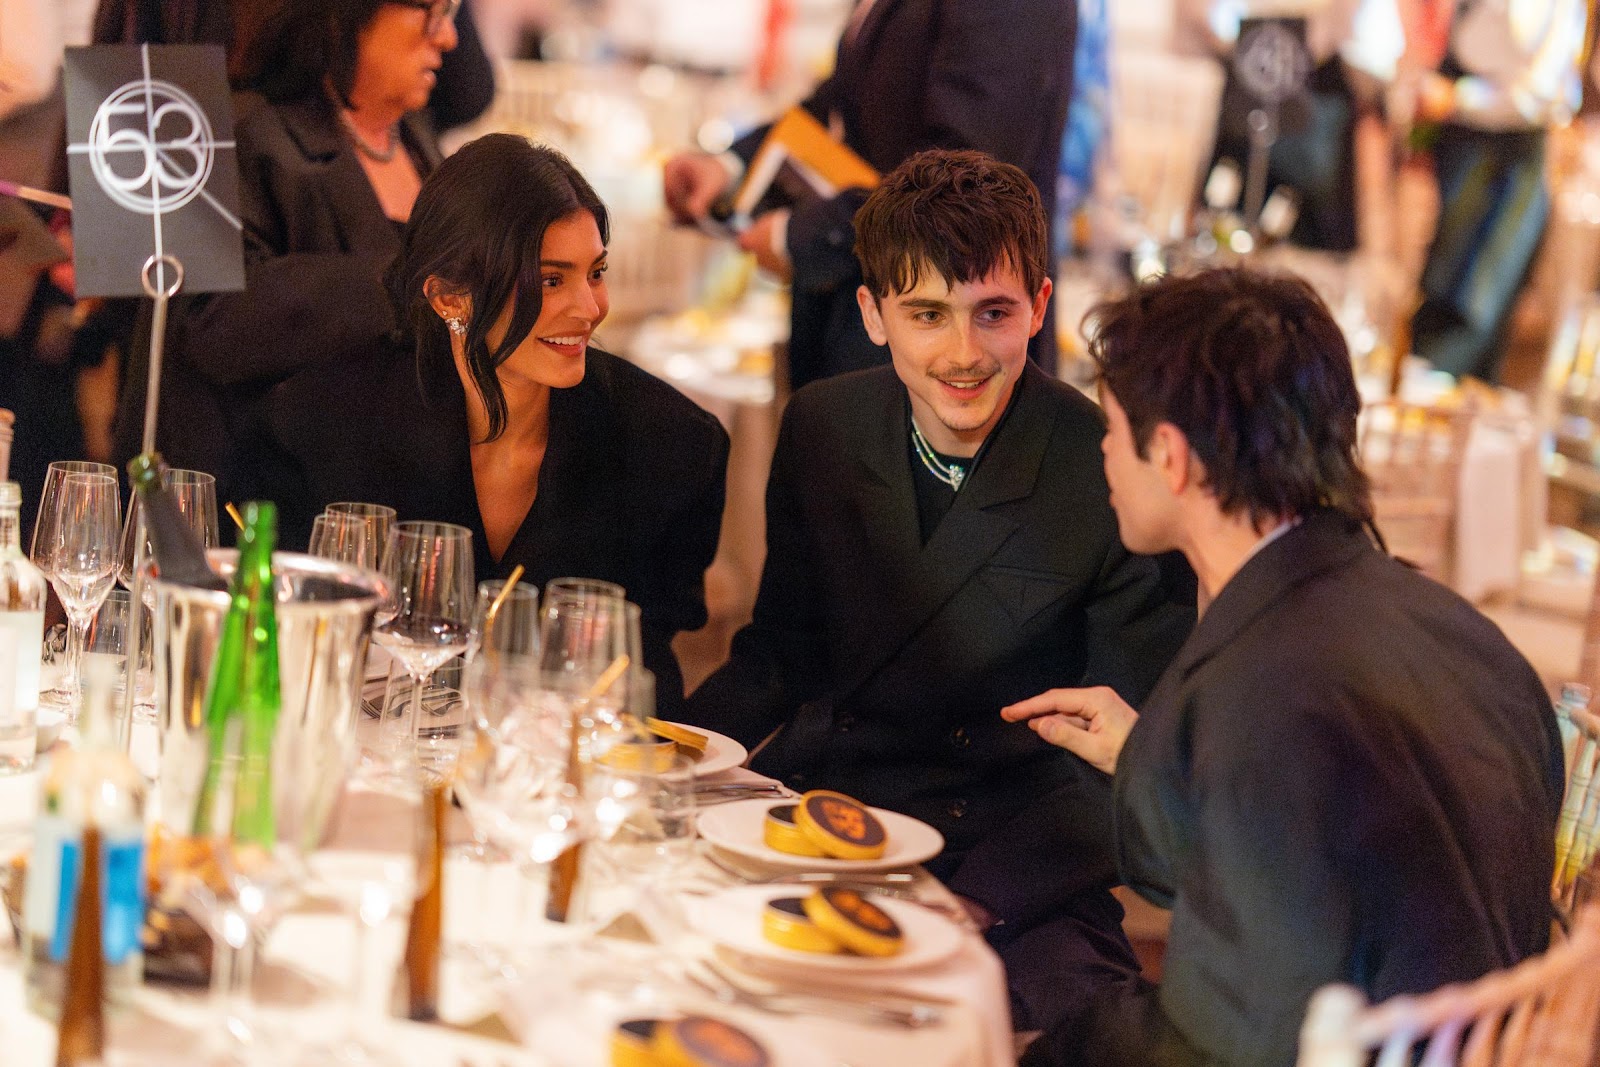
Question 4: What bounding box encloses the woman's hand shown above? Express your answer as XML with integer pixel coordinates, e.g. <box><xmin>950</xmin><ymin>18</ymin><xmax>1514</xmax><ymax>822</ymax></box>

<box><xmin>1001</xmin><ymin>686</ymin><xmax>1138</xmax><ymax>776</ymax></box>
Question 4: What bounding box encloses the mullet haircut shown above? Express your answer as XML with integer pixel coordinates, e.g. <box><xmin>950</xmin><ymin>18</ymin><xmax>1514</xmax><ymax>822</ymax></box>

<box><xmin>1088</xmin><ymin>267</ymin><xmax>1373</xmax><ymax>528</ymax></box>
<box><xmin>853</xmin><ymin>150</ymin><xmax>1048</xmax><ymax>301</ymax></box>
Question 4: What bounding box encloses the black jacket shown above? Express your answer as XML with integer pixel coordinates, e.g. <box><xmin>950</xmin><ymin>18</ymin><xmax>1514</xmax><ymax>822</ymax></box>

<box><xmin>251</xmin><ymin>340</ymin><xmax>730</xmax><ymax>716</ymax></box>
<box><xmin>736</xmin><ymin>0</ymin><xmax>1076</xmax><ymax>387</ymax></box>
<box><xmin>113</xmin><ymin>91</ymin><xmax>441</xmax><ymax>498</ymax></box>
<box><xmin>1027</xmin><ymin>511</ymin><xmax>1564</xmax><ymax>1066</ymax></box>
<box><xmin>686</xmin><ymin>363</ymin><xmax>1195</xmax><ymax>1027</ymax></box>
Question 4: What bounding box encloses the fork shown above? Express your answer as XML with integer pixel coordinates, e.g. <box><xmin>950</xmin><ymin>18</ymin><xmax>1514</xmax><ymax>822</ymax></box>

<box><xmin>682</xmin><ymin>957</ymin><xmax>942</xmax><ymax>1029</ymax></box>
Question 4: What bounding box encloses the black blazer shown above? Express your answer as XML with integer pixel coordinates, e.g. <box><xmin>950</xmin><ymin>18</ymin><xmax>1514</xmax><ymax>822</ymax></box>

<box><xmin>1027</xmin><ymin>512</ymin><xmax>1565</xmax><ymax>1067</ymax></box>
<box><xmin>688</xmin><ymin>362</ymin><xmax>1194</xmax><ymax>931</ymax></box>
<box><xmin>734</xmin><ymin>0</ymin><xmax>1076</xmax><ymax>386</ymax></box>
<box><xmin>253</xmin><ymin>340</ymin><xmax>730</xmax><ymax>715</ymax></box>
<box><xmin>114</xmin><ymin>92</ymin><xmax>441</xmax><ymax>498</ymax></box>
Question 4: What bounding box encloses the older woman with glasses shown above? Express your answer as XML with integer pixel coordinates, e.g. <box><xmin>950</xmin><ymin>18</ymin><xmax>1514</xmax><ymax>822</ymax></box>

<box><xmin>114</xmin><ymin>0</ymin><xmax>462</xmax><ymax>502</ymax></box>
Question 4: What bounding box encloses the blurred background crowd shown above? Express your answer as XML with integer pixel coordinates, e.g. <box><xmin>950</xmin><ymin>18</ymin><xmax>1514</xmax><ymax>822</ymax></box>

<box><xmin>7</xmin><ymin>0</ymin><xmax>1600</xmax><ymax>686</ymax></box>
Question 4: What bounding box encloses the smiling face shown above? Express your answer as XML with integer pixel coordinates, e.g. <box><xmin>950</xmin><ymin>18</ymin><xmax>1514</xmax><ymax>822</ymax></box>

<box><xmin>483</xmin><ymin>210</ymin><xmax>609</xmax><ymax>391</ymax></box>
<box><xmin>857</xmin><ymin>261</ymin><xmax>1050</xmax><ymax>456</ymax></box>
<box><xmin>353</xmin><ymin>1</ymin><xmax>457</xmax><ymax>116</ymax></box>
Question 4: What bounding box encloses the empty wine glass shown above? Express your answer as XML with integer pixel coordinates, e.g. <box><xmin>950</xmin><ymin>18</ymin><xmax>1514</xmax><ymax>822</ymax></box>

<box><xmin>29</xmin><ymin>460</ymin><xmax>115</xmax><ymax>560</ymax></box>
<box><xmin>373</xmin><ymin>522</ymin><xmax>473</xmax><ymax>765</ymax></box>
<box><xmin>310</xmin><ymin>504</ymin><xmax>392</xmax><ymax>572</ymax></box>
<box><xmin>35</xmin><ymin>471</ymin><xmax>120</xmax><ymax>717</ymax></box>
<box><xmin>118</xmin><ymin>467</ymin><xmax>219</xmax><ymax>593</ymax></box>
<box><xmin>469</xmin><ymin>578</ymin><xmax>540</xmax><ymax>662</ymax></box>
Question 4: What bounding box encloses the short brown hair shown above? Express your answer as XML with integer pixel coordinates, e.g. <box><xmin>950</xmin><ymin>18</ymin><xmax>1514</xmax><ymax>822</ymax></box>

<box><xmin>854</xmin><ymin>150</ymin><xmax>1049</xmax><ymax>301</ymax></box>
<box><xmin>1089</xmin><ymin>268</ymin><xmax>1372</xmax><ymax>527</ymax></box>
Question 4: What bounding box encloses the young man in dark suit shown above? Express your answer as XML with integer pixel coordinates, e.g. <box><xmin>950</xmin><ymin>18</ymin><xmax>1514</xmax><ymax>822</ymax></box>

<box><xmin>661</xmin><ymin>0</ymin><xmax>1075</xmax><ymax>387</ymax></box>
<box><xmin>1006</xmin><ymin>268</ymin><xmax>1563</xmax><ymax>1066</ymax></box>
<box><xmin>686</xmin><ymin>150</ymin><xmax>1195</xmax><ymax>1033</ymax></box>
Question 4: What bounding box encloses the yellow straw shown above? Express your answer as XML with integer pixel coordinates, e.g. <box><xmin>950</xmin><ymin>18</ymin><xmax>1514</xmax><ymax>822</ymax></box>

<box><xmin>482</xmin><ymin>564</ymin><xmax>526</xmax><ymax>650</ymax></box>
<box><xmin>224</xmin><ymin>502</ymin><xmax>244</xmax><ymax>531</ymax></box>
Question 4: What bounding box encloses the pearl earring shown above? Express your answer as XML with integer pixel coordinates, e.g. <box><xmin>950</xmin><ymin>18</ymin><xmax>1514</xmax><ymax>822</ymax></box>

<box><xmin>446</xmin><ymin>316</ymin><xmax>466</xmax><ymax>337</ymax></box>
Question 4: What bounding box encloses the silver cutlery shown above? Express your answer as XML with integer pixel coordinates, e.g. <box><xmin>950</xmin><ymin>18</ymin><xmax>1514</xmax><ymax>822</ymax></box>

<box><xmin>682</xmin><ymin>957</ymin><xmax>943</xmax><ymax>1029</ymax></box>
<box><xmin>703</xmin><ymin>849</ymin><xmax>917</xmax><ymax>886</ymax></box>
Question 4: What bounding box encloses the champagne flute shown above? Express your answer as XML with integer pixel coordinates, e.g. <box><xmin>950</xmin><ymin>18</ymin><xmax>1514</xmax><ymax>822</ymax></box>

<box><xmin>35</xmin><ymin>472</ymin><xmax>120</xmax><ymax>718</ymax></box>
<box><xmin>373</xmin><ymin>522</ymin><xmax>473</xmax><ymax>765</ymax></box>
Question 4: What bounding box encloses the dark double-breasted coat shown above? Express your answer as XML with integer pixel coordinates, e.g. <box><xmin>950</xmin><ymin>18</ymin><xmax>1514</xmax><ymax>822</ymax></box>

<box><xmin>687</xmin><ymin>362</ymin><xmax>1195</xmax><ymax>1027</ymax></box>
<box><xmin>1025</xmin><ymin>511</ymin><xmax>1565</xmax><ymax>1066</ymax></box>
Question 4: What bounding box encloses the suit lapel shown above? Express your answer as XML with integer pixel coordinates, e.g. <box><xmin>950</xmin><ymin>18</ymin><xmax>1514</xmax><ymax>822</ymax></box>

<box><xmin>275</xmin><ymin>95</ymin><xmax>404</xmax><ymax>261</ymax></box>
<box><xmin>835</xmin><ymin>367</ymin><xmax>1048</xmax><ymax>701</ymax></box>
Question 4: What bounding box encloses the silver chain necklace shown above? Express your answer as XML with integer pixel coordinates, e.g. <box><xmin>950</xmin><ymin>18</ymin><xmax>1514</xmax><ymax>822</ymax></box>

<box><xmin>911</xmin><ymin>419</ymin><xmax>967</xmax><ymax>491</ymax></box>
<box><xmin>340</xmin><ymin>110</ymin><xmax>400</xmax><ymax>163</ymax></box>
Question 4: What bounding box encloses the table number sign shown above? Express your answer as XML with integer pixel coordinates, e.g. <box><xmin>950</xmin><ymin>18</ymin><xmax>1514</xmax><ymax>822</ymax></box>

<box><xmin>61</xmin><ymin>44</ymin><xmax>244</xmax><ymax>299</ymax></box>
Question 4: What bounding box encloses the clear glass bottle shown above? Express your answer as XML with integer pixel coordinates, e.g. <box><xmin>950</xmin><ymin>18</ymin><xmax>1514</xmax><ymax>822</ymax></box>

<box><xmin>22</xmin><ymin>658</ymin><xmax>147</xmax><ymax>1015</ymax></box>
<box><xmin>0</xmin><ymin>480</ymin><xmax>47</xmax><ymax>772</ymax></box>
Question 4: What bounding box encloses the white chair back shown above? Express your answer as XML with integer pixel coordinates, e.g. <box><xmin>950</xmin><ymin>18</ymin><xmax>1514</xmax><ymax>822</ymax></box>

<box><xmin>1296</xmin><ymin>906</ymin><xmax>1600</xmax><ymax>1067</ymax></box>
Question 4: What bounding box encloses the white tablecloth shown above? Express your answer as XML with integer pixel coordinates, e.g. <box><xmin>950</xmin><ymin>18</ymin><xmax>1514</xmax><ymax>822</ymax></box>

<box><xmin>0</xmin><ymin>762</ymin><xmax>1015</xmax><ymax>1067</ymax></box>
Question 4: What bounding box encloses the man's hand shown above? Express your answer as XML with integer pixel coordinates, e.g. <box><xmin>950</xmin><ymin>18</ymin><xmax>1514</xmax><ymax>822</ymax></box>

<box><xmin>662</xmin><ymin>151</ymin><xmax>731</xmax><ymax>225</ymax></box>
<box><xmin>736</xmin><ymin>210</ymin><xmax>793</xmax><ymax>281</ymax></box>
<box><xmin>1001</xmin><ymin>686</ymin><xmax>1138</xmax><ymax>776</ymax></box>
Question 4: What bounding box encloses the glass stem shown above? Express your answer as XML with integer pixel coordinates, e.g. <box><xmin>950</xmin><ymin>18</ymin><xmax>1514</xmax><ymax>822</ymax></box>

<box><xmin>211</xmin><ymin>905</ymin><xmax>258</xmax><ymax>1057</ymax></box>
<box><xmin>348</xmin><ymin>905</ymin><xmax>376</xmax><ymax>1044</ymax></box>
<box><xmin>62</xmin><ymin>610</ymin><xmax>90</xmax><ymax>712</ymax></box>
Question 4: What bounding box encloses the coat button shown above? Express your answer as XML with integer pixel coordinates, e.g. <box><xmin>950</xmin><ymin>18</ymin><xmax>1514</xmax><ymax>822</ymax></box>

<box><xmin>950</xmin><ymin>726</ymin><xmax>971</xmax><ymax>748</ymax></box>
<box><xmin>947</xmin><ymin>798</ymin><xmax>968</xmax><ymax>819</ymax></box>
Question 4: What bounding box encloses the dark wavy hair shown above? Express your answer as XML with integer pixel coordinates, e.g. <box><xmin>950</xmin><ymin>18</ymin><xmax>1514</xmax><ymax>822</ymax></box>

<box><xmin>232</xmin><ymin>0</ymin><xmax>387</xmax><ymax>104</ymax></box>
<box><xmin>387</xmin><ymin>134</ymin><xmax>610</xmax><ymax>442</ymax></box>
<box><xmin>1088</xmin><ymin>267</ymin><xmax>1373</xmax><ymax>528</ymax></box>
<box><xmin>854</xmin><ymin>150</ymin><xmax>1049</xmax><ymax>301</ymax></box>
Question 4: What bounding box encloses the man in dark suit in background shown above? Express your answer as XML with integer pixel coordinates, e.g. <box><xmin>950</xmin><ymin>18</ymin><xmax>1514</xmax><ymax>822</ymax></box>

<box><xmin>661</xmin><ymin>0</ymin><xmax>1075</xmax><ymax>388</ymax></box>
<box><xmin>1006</xmin><ymin>268</ymin><xmax>1562</xmax><ymax>1065</ymax></box>
<box><xmin>686</xmin><ymin>150</ymin><xmax>1195</xmax><ymax>1033</ymax></box>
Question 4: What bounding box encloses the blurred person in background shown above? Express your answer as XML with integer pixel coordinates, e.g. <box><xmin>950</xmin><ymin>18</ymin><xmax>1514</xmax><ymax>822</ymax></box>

<box><xmin>1176</xmin><ymin>0</ymin><xmax>1404</xmax><ymax>253</ymax></box>
<box><xmin>112</xmin><ymin>0</ymin><xmax>460</xmax><ymax>502</ymax></box>
<box><xmin>244</xmin><ymin>136</ymin><xmax>730</xmax><ymax>715</ymax></box>
<box><xmin>662</xmin><ymin>0</ymin><xmax>1076</xmax><ymax>389</ymax></box>
<box><xmin>1403</xmin><ymin>0</ymin><xmax>1588</xmax><ymax>381</ymax></box>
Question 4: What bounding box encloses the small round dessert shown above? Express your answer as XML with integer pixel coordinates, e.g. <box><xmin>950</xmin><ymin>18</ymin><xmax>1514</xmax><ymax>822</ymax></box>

<box><xmin>762</xmin><ymin>803</ymin><xmax>827</xmax><ymax>857</ymax></box>
<box><xmin>611</xmin><ymin>1018</ymin><xmax>662</xmax><ymax>1067</ymax></box>
<box><xmin>600</xmin><ymin>734</ymin><xmax>677</xmax><ymax>773</ymax></box>
<box><xmin>652</xmin><ymin>1015</ymin><xmax>771</xmax><ymax>1067</ymax></box>
<box><xmin>801</xmin><ymin>885</ymin><xmax>905</xmax><ymax>958</ymax></box>
<box><xmin>793</xmin><ymin>790</ymin><xmax>888</xmax><ymax>860</ymax></box>
<box><xmin>761</xmin><ymin>895</ymin><xmax>844</xmax><ymax>954</ymax></box>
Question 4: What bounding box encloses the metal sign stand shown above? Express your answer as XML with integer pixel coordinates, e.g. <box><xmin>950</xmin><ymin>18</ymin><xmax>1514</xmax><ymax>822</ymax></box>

<box><xmin>118</xmin><ymin>253</ymin><xmax>183</xmax><ymax>753</ymax></box>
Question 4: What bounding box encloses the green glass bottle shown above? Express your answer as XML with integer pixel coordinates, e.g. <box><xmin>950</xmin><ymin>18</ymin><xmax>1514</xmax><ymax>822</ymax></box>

<box><xmin>193</xmin><ymin>502</ymin><xmax>281</xmax><ymax>847</ymax></box>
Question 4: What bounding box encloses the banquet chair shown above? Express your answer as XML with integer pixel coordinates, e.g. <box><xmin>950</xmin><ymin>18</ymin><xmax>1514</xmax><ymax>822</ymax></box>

<box><xmin>1359</xmin><ymin>400</ymin><xmax>1474</xmax><ymax>584</ymax></box>
<box><xmin>1554</xmin><ymin>700</ymin><xmax>1600</xmax><ymax>915</ymax></box>
<box><xmin>1295</xmin><ymin>905</ymin><xmax>1600</xmax><ymax>1067</ymax></box>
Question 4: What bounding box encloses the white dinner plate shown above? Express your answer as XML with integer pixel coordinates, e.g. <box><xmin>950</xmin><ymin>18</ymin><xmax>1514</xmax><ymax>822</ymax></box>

<box><xmin>696</xmin><ymin>799</ymin><xmax>944</xmax><ymax>871</ymax></box>
<box><xmin>687</xmin><ymin>885</ymin><xmax>964</xmax><ymax>975</ymax></box>
<box><xmin>663</xmin><ymin>722</ymin><xmax>746</xmax><ymax>778</ymax></box>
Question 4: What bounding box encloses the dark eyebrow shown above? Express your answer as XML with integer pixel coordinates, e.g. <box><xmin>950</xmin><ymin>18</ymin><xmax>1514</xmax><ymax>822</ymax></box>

<box><xmin>897</xmin><ymin>297</ymin><xmax>950</xmax><ymax>311</ymax></box>
<box><xmin>539</xmin><ymin>252</ymin><xmax>609</xmax><ymax>270</ymax></box>
<box><xmin>975</xmin><ymin>295</ymin><xmax>1023</xmax><ymax>309</ymax></box>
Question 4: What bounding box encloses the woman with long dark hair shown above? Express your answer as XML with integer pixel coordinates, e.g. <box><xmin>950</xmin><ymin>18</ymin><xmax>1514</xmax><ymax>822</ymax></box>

<box><xmin>252</xmin><ymin>135</ymin><xmax>730</xmax><ymax>713</ymax></box>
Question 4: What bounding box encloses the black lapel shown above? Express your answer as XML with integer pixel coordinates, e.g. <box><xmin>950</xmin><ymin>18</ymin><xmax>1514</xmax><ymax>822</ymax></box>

<box><xmin>834</xmin><ymin>366</ymin><xmax>1048</xmax><ymax>702</ymax></box>
<box><xmin>834</xmin><ymin>0</ymin><xmax>904</xmax><ymax>123</ymax></box>
<box><xmin>1172</xmin><ymin>510</ymin><xmax>1370</xmax><ymax>679</ymax></box>
<box><xmin>274</xmin><ymin>95</ymin><xmax>404</xmax><ymax>260</ymax></box>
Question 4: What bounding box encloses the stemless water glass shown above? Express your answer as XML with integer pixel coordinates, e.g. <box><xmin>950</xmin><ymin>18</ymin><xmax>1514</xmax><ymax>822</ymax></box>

<box><xmin>34</xmin><ymin>471</ymin><xmax>120</xmax><ymax>717</ymax></box>
<box><xmin>588</xmin><ymin>752</ymin><xmax>697</xmax><ymax>893</ymax></box>
<box><xmin>373</xmin><ymin>522</ymin><xmax>474</xmax><ymax>765</ymax></box>
<box><xmin>470</xmin><ymin>578</ymin><xmax>541</xmax><ymax>662</ymax></box>
<box><xmin>305</xmin><ymin>747</ymin><xmax>426</xmax><ymax>1064</ymax></box>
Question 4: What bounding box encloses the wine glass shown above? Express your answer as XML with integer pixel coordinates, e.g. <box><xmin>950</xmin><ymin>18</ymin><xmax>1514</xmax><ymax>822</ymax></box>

<box><xmin>118</xmin><ymin>467</ymin><xmax>219</xmax><ymax>592</ymax></box>
<box><xmin>34</xmin><ymin>471</ymin><xmax>120</xmax><ymax>718</ymax></box>
<box><xmin>29</xmin><ymin>460</ymin><xmax>115</xmax><ymax>560</ymax></box>
<box><xmin>373</xmin><ymin>522</ymin><xmax>473</xmax><ymax>765</ymax></box>
<box><xmin>310</xmin><ymin>504</ymin><xmax>392</xmax><ymax>571</ymax></box>
<box><xmin>470</xmin><ymin>578</ymin><xmax>540</xmax><ymax>662</ymax></box>
<box><xmin>304</xmin><ymin>747</ymin><xmax>426</xmax><ymax>1063</ymax></box>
